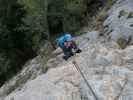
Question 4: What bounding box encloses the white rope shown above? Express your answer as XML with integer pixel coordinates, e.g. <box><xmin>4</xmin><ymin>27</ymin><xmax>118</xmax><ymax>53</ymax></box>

<box><xmin>72</xmin><ymin>59</ymin><xmax>99</xmax><ymax>100</ymax></box>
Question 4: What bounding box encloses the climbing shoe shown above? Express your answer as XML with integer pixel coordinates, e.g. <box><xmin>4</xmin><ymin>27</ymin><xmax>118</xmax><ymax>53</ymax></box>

<box><xmin>63</xmin><ymin>56</ymin><xmax>69</xmax><ymax>61</ymax></box>
<box><xmin>76</xmin><ymin>49</ymin><xmax>82</xmax><ymax>53</ymax></box>
<box><xmin>63</xmin><ymin>52</ymin><xmax>74</xmax><ymax>61</ymax></box>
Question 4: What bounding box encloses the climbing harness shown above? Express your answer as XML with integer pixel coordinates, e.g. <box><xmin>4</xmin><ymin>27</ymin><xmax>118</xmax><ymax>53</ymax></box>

<box><xmin>72</xmin><ymin>54</ymin><xmax>99</xmax><ymax>100</ymax></box>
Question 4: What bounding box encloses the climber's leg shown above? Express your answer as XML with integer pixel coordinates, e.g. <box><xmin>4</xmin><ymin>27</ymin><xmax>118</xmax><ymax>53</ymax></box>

<box><xmin>71</xmin><ymin>41</ymin><xmax>82</xmax><ymax>53</ymax></box>
<box><xmin>63</xmin><ymin>47</ymin><xmax>74</xmax><ymax>60</ymax></box>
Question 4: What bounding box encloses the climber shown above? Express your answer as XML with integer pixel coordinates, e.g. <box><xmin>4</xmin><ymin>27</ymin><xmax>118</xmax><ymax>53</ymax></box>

<box><xmin>56</xmin><ymin>32</ymin><xmax>82</xmax><ymax>60</ymax></box>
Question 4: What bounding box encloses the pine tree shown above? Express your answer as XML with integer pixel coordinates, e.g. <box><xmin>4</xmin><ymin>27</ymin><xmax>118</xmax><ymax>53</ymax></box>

<box><xmin>0</xmin><ymin>0</ymin><xmax>35</xmax><ymax>86</ymax></box>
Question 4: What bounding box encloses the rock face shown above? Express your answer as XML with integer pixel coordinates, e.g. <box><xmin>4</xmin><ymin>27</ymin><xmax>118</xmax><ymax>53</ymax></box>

<box><xmin>104</xmin><ymin>0</ymin><xmax>133</xmax><ymax>43</ymax></box>
<box><xmin>0</xmin><ymin>56</ymin><xmax>42</xmax><ymax>98</ymax></box>
<box><xmin>1</xmin><ymin>0</ymin><xmax>133</xmax><ymax>100</ymax></box>
<box><xmin>79</xmin><ymin>43</ymin><xmax>133</xmax><ymax>100</ymax></box>
<box><xmin>1</xmin><ymin>31</ymin><xmax>133</xmax><ymax>100</ymax></box>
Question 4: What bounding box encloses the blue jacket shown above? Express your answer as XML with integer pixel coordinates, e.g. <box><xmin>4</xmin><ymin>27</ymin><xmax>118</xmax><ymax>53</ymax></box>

<box><xmin>56</xmin><ymin>33</ymin><xmax>72</xmax><ymax>48</ymax></box>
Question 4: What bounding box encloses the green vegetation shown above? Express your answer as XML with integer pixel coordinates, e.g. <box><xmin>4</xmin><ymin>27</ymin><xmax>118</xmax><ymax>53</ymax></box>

<box><xmin>117</xmin><ymin>37</ymin><xmax>128</xmax><ymax>49</ymax></box>
<box><xmin>75</xmin><ymin>32</ymin><xmax>85</xmax><ymax>36</ymax></box>
<box><xmin>118</xmin><ymin>10</ymin><xmax>128</xmax><ymax>18</ymax></box>
<box><xmin>0</xmin><ymin>0</ymin><xmax>113</xmax><ymax>86</ymax></box>
<box><xmin>41</xmin><ymin>57</ymin><xmax>49</xmax><ymax>73</ymax></box>
<box><xmin>118</xmin><ymin>10</ymin><xmax>133</xmax><ymax>19</ymax></box>
<box><xmin>93</xmin><ymin>7</ymin><xmax>109</xmax><ymax>31</ymax></box>
<box><xmin>0</xmin><ymin>0</ymin><xmax>36</xmax><ymax>86</ymax></box>
<box><xmin>39</xmin><ymin>42</ymin><xmax>53</xmax><ymax>73</ymax></box>
<box><xmin>128</xmin><ymin>11</ymin><xmax>133</xmax><ymax>18</ymax></box>
<box><xmin>87</xmin><ymin>0</ymin><xmax>113</xmax><ymax>32</ymax></box>
<box><xmin>118</xmin><ymin>10</ymin><xmax>133</xmax><ymax>20</ymax></box>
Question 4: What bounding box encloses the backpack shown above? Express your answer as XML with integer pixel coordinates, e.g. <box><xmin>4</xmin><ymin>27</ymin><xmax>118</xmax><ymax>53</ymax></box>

<box><xmin>56</xmin><ymin>33</ymin><xmax>72</xmax><ymax>48</ymax></box>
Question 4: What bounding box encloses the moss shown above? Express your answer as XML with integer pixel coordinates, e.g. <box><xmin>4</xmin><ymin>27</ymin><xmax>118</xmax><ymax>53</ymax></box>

<box><xmin>15</xmin><ymin>74</ymin><xmax>32</xmax><ymax>87</ymax></box>
<box><xmin>75</xmin><ymin>31</ymin><xmax>87</xmax><ymax>36</ymax></box>
<box><xmin>117</xmin><ymin>37</ymin><xmax>128</xmax><ymax>49</ymax></box>
<box><xmin>127</xmin><ymin>11</ymin><xmax>133</xmax><ymax>18</ymax></box>
<box><xmin>75</xmin><ymin>32</ymin><xmax>82</xmax><ymax>35</ymax></box>
<box><xmin>40</xmin><ymin>47</ymin><xmax>53</xmax><ymax>73</ymax></box>
<box><xmin>97</xmin><ymin>8</ymin><xmax>108</xmax><ymax>22</ymax></box>
<box><xmin>32</xmin><ymin>32</ymin><xmax>41</xmax><ymax>51</ymax></box>
<box><xmin>118</xmin><ymin>10</ymin><xmax>128</xmax><ymax>18</ymax></box>
<box><xmin>41</xmin><ymin>63</ymin><xmax>49</xmax><ymax>73</ymax></box>
<box><xmin>105</xmin><ymin>0</ymin><xmax>113</xmax><ymax>10</ymax></box>
<box><xmin>118</xmin><ymin>10</ymin><xmax>133</xmax><ymax>19</ymax></box>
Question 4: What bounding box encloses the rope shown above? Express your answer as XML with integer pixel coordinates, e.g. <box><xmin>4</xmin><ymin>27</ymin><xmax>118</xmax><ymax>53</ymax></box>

<box><xmin>114</xmin><ymin>77</ymin><xmax>128</xmax><ymax>100</ymax></box>
<box><xmin>72</xmin><ymin>59</ymin><xmax>99</xmax><ymax>100</ymax></box>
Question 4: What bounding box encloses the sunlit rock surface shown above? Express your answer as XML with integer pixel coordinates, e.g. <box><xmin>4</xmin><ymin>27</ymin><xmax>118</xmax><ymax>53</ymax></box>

<box><xmin>104</xmin><ymin>0</ymin><xmax>133</xmax><ymax>44</ymax></box>
<box><xmin>1</xmin><ymin>0</ymin><xmax>133</xmax><ymax>99</ymax></box>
